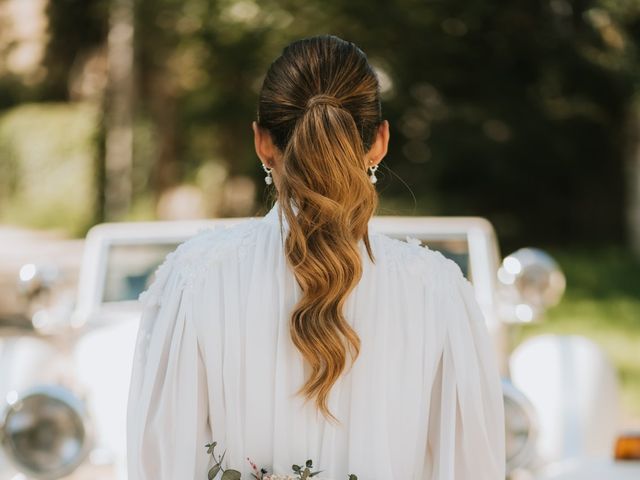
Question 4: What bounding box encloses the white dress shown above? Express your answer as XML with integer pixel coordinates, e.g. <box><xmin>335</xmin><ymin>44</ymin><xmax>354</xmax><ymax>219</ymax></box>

<box><xmin>126</xmin><ymin>201</ymin><xmax>505</xmax><ymax>480</ymax></box>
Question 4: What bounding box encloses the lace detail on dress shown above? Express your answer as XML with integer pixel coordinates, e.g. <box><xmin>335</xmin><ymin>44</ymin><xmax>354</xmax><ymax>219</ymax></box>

<box><xmin>137</xmin><ymin>249</ymin><xmax>179</xmax><ymax>307</ymax></box>
<box><xmin>137</xmin><ymin>219</ymin><xmax>262</xmax><ymax>308</ymax></box>
<box><xmin>133</xmin><ymin>219</ymin><xmax>262</xmax><ymax>371</ymax></box>
<box><xmin>177</xmin><ymin>219</ymin><xmax>260</xmax><ymax>288</ymax></box>
<box><xmin>371</xmin><ymin>231</ymin><xmax>469</xmax><ymax>289</ymax></box>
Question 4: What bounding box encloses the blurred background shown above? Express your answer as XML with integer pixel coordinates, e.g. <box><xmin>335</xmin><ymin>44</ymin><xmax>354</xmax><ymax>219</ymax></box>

<box><xmin>0</xmin><ymin>0</ymin><xmax>639</xmax><ymax>461</ymax></box>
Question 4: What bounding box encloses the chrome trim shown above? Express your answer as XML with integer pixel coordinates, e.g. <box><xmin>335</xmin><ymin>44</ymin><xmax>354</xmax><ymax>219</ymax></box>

<box><xmin>0</xmin><ymin>385</ymin><xmax>92</xmax><ymax>479</ymax></box>
<box><xmin>503</xmin><ymin>379</ymin><xmax>539</xmax><ymax>474</ymax></box>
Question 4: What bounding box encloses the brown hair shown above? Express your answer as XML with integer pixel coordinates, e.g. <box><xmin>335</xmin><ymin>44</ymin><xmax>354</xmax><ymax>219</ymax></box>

<box><xmin>256</xmin><ymin>34</ymin><xmax>382</xmax><ymax>421</ymax></box>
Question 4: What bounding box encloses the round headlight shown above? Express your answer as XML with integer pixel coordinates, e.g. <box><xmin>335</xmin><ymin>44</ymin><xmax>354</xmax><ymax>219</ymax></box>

<box><xmin>498</xmin><ymin>248</ymin><xmax>566</xmax><ymax>323</ymax></box>
<box><xmin>0</xmin><ymin>385</ymin><xmax>91</xmax><ymax>479</ymax></box>
<box><xmin>503</xmin><ymin>380</ymin><xmax>538</xmax><ymax>474</ymax></box>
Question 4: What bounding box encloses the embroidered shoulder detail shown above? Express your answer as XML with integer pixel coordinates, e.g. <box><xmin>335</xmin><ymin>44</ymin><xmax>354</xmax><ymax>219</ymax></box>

<box><xmin>371</xmin><ymin>231</ymin><xmax>468</xmax><ymax>287</ymax></box>
<box><xmin>137</xmin><ymin>248</ymin><xmax>179</xmax><ymax>307</ymax></box>
<box><xmin>174</xmin><ymin>219</ymin><xmax>260</xmax><ymax>287</ymax></box>
<box><xmin>138</xmin><ymin>218</ymin><xmax>260</xmax><ymax>307</ymax></box>
<box><xmin>371</xmin><ymin>232</ymin><xmax>428</xmax><ymax>275</ymax></box>
<box><xmin>425</xmin><ymin>244</ymin><xmax>476</xmax><ymax>292</ymax></box>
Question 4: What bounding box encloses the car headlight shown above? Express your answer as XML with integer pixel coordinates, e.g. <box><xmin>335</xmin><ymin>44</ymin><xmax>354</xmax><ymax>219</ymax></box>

<box><xmin>503</xmin><ymin>379</ymin><xmax>538</xmax><ymax>474</ymax></box>
<box><xmin>0</xmin><ymin>385</ymin><xmax>91</xmax><ymax>479</ymax></box>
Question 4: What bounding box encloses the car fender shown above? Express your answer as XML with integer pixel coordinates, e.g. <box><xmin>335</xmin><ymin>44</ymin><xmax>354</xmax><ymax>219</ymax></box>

<box><xmin>510</xmin><ymin>334</ymin><xmax>620</xmax><ymax>464</ymax></box>
<box><xmin>535</xmin><ymin>458</ymin><xmax>640</xmax><ymax>480</ymax></box>
<box><xmin>0</xmin><ymin>335</ymin><xmax>64</xmax><ymax>396</ymax></box>
<box><xmin>73</xmin><ymin>317</ymin><xmax>140</xmax><ymax>479</ymax></box>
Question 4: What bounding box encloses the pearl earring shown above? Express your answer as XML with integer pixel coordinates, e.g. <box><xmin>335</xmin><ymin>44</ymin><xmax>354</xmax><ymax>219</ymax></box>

<box><xmin>262</xmin><ymin>163</ymin><xmax>273</xmax><ymax>185</ymax></box>
<box><xmin>368</xmin><ymin>164</ymin><xmax>379</xmax><ymax>184</ymax></box>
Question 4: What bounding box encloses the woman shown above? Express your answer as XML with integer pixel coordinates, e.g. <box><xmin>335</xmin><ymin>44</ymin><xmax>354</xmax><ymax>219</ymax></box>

<box><xmin>127</xmin><ymin>34</ymin><xmax>505</xmax><ymax>479</ymax></box>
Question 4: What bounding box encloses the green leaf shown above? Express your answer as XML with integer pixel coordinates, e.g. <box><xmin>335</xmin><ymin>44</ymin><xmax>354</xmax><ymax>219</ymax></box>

<box><xmin>309</xmin><ymin>470</ymin><xmax>324</xmax><ymax>477</ymax></box>
<box><xmin>221</xmin><ymin>470</ymin><xmax>242</xmax><ymax>480</ymax></box>
<box><xmin>348</xmin><ymin>475</ymin><xmax>358</xmax><ymax>480</ymax></box>
<box><xmin>306</xmin><ymin>459</ymin><xmax>313</xmax><ymax>468</ymax></box>
<box><xmin>292</xmin><ymin>464</ymin><xmax>301</xmax><ymax>473</ymax></box>
<box><xmin>205</xmin><ymin>442</ymin><xmax>217</xmax><ymax>454</ymax></box>
<box><xmin>208</xmin><ymin>464</ymin><xmax>221</xmax><ymax>480</ymax></box>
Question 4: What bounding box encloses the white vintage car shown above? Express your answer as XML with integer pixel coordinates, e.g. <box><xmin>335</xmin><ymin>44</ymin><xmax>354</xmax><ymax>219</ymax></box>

<box><xmin>0</xmin><ymin>214</ymin><xmax>637</xmax><ymax>479</ymax></box>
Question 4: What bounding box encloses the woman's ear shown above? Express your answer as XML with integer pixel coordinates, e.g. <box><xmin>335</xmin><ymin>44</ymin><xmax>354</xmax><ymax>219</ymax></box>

<box><xmin>366</xmin><ymin>120</ymin><xmax>390</xmax><ymax>166</ymax></box>
<box><xmin>252</xmin><ymin>121</ymin><xmax>276</xmax><ymax>168</ymax></box>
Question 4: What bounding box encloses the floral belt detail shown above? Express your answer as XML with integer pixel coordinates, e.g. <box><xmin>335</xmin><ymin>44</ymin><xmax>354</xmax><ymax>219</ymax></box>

<box><xmin>205</xmin><ymin>442</ymin><xmax>358</xmax><ymax>480</ymax></box>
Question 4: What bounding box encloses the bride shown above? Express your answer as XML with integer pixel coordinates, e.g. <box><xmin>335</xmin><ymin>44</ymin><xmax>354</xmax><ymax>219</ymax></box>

<box><xmin>127</xmin><ymin>34</ymin><xmax>505</xmax><ymax>479</ymax></box>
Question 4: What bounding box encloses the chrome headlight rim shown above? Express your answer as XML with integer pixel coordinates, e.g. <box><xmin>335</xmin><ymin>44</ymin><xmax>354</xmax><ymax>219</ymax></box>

<box><xmin>503</xmin><ymin>379</ymin><xmax>538</xmax><ymax>474</ymax></box>
<box><xmin>0</xmin><ymin>384</ymin><xmax>93</xmax><ymax>479</ymax></box>
<box><xmin>498</xmin><ymin>247</ymin><xmax>566</xmax><ymax>323</ymax></box>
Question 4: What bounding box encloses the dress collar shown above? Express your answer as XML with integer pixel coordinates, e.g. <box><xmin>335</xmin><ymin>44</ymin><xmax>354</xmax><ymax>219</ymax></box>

<box><xmin>262</xmin><ymin>199</ymin><xmax>298</xmax><ymax>230</ymax></box>
<box><xmin>263</xmin><ymin>200</ymin><xmax>282</xmax><ymax>224</ymax></box>
<box><xmin>262</xmin><ymin>200</ymin><xmax>289</xmax><ymax>233</ymax></box>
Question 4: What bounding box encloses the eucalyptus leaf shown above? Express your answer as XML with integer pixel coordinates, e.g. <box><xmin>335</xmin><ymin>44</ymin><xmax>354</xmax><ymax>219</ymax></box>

<box><xmin>221</xmin><ymin>469</ymin><xmax>242</xmax><ymax>480</ymax></box>
<box><xmin>206</xmin><ymin>442</ymin><xmax>217</xmax><ymax>455</ymax></box>
<box><xmin>208</xmin><ymin>464</ymin><xmax>221</xmax><ymax>480</ymax></box>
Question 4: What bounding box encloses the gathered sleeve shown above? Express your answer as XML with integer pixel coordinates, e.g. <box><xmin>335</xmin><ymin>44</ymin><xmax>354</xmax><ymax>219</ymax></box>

<box><xmin>126</xmin><ymin>249</ymin><xmax>212</xmax><ymax>480</ymax></box>
<box><xmin>426</xmin><ymin>256</ymin><xmax>505</xmax><ymax>480</ymax></box>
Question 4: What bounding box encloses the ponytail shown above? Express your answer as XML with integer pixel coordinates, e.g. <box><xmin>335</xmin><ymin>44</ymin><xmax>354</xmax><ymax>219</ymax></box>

<box><xmin>256</xmin><ymin>35</ymin><xmax>382</xmax><ymax>421</ymax></box>
<box><xmin>279</xmin><ymin>96</ymin><xmax>377</xmax><ymax>422</ymax></box>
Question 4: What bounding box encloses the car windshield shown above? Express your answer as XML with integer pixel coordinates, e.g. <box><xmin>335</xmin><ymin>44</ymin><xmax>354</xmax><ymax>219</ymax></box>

<box><xmin>102</xmin><ymin>236</ymin><xmax>471</xmax><ymax>304</ymax></box>
<box><xmin>103</xmin><ymin>243</ymin><xmax>178</xmax><ymax>303</ymax></box>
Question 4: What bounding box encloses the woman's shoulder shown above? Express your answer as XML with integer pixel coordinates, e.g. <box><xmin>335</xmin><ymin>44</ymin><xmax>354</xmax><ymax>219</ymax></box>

<box><xmin>369</xmin><ymin>231</ymin><xmax>468</xmax><ymax>287</ymax></box>
<box><xmin>138</xmin><ymin>218</ymin><xmax>263</xmax><ymax>306</ymax></box>
<box><xmin>178</xmin><ymin>217</ymin><xmax>262</xmax><ymax>259</ymax></box>
<box><xmin>174</xmin><ymin>217</ymin><xmax>264</xmax><ymax>272</ymax></box>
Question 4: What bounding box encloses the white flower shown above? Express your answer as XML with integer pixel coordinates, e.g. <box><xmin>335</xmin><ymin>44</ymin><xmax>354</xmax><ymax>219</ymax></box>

<box><xmin>406</xmin><ymin>235</ymin><xmax>422</xmax><ymax>246</ymax></box>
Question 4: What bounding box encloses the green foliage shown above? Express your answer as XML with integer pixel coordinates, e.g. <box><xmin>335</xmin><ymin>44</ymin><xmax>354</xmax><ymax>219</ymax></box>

<box><xmin>206</xmin><ymin>441</ymin><xmax>242</xmax><ymax>479</ymax></box>
<box><xmin>127</xmin><ymin>0</ymin><xmax>640</xmax><ymax>245</ymax></box>
<box><xmin>41</xmin><ymin>0</ymin><xmax>108</xmax><ymax>101</ymax></box>
<box><xmin>292</xmin><ymin>460</ymin><xmax>322</xmax><ymax>479</ymax></box>
<box><xmin>222</xmin><ymin>470</ymin><xmax>242</xmax><ymax>480</ymax></box>
<box><xmin>2</xmin><ymin>0</ymin><xmax>640</xmax><ymax>243</ymax></box>
<box><xmin>206</xmin><ymin>443</ymin><xmax>357</xmax><ymax>479</ymax></box>
<box><xmin>0</xmin><ymin>102</ymin><xmax>99</xmax><ymax>236</ymax></box>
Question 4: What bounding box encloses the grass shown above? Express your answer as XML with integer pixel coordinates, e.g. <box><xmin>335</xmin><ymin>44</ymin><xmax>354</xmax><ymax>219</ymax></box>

<box><xmin>515</xmin><ymin>247</ymin><xmax>640</xmax><ymax>427</ymax></box>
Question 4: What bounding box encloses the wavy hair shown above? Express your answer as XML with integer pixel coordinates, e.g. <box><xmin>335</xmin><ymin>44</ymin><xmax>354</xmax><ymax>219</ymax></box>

<box><xmin>256</xmin><ymin>34</ymin><xmax>382</xmax><ymax>421</ymax></box>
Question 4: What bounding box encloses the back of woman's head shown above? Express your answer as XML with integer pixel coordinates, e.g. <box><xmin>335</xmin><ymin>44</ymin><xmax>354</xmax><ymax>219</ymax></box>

<box><xmin>256</xmin><ymin>34</ymin><xmax>382</xmax><ymax>421</ymax></box>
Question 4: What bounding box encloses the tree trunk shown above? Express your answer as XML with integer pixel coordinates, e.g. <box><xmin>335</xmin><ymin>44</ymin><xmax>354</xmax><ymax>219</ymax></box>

<box><xmin>625</xmin><ymin>99</ymin><xmax>640</xmax><ymax>258</ymax></box>
<box><xmin>104</xmin><ymin>0</ymin><xmax>134</xmax><ymax>220</ymax></box>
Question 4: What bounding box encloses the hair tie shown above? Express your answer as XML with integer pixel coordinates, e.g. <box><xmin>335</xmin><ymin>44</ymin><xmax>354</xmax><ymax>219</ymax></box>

<box><xmin>305</xmin><ymin>94</ymin><xmax>342</xmax><ymax>110</ymax></box>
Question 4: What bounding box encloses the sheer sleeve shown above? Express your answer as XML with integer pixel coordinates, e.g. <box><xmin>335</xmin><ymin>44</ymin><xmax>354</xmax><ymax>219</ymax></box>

<box><xmin>126</xmin><ymin>250</ymin><xmax>212</xmax><ymax>480</ymax></box>
<box><xmin>426</xmin><ymin>256</ymin><xmax>505</xmax><ymax>480</ymax></box>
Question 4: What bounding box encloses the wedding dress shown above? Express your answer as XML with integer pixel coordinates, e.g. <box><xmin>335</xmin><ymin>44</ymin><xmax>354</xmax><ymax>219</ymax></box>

<box><xmin>126</xmin><ymin>201</ymin><xmax>505</xmax><ymax>480</ymax></box>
